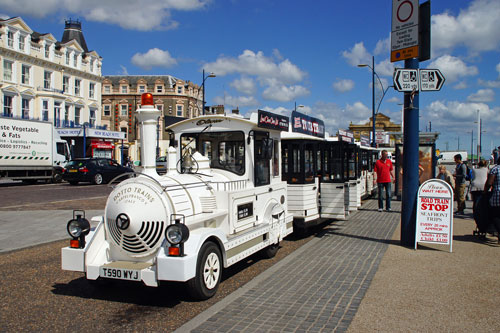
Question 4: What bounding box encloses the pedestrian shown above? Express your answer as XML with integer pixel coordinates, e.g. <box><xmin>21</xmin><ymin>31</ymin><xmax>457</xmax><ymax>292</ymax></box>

<box><xmin>471</xmin><ymin>160</ymin><xmax>488</xmax><ymax>211</ymax></box>
<box><xmin>374</xmin><ymin>150</ymin><xmax>394</xmax><ymax>212</ymax></box>
<box><xmin>453</xmin><ymin>154</ymin><xmax>467</xmax><ymax>215</ymax></box>
<box><xmin>437</xmin><ymin>165</ymin><xmax>455</xmax><ymax>188</ymax></box>
<box><xmin>483</xmin><ymin>156</ymin><xmax>500</xmax><ymax>240</ymax></box>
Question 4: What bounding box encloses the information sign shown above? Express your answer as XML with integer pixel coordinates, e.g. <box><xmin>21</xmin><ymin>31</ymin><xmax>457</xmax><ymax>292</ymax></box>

<box><xmin>393</xmin><ymin>68</ymin><xmax>419</xmax><ymax>92</ymax></box>
<box><xmin>391</xmin><ymin>0</ymin><xmax>419</xmax><ymax>62</ymax></box>
<box><xmin>420</xmin><ymin>69</ymin><xmax>446</xmax><ymax>91</ymax></box>
<box><xmin>415</xmin><ymin>179</ymin><xmax>454</xmax><ymax>252</ymax></box>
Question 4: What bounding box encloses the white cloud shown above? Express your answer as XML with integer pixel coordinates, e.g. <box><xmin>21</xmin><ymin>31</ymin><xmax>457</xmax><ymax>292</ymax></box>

<box><xmin>342</xmin><ymin>42</ymin><xmax>371</xmax><ymax>67</ymax></box>
<box><xmin>131</xmin><ymin>48</ymin><xmax>177</xmax><ymax>70</ymax></box>
<box><xmin>0</xmin><ymin>0</ymin><xmax>210</xmax><ymax>30</ymax></box>
<box><xmin>0</xmin><ymin>13</ymin><xmax>9</xmax><ymax>19</ymax></box>
<box><xmin>119</xmin><ymin>65</ymin><xmax>129</xmax><ymax>75</ymax></box>
<box><xmin>467</xmin><ymin>89</ymin><xmax>495</xmax><ymax>102</ymax></box>
<box><xmin>262</xmin><ymin>84</ymin><xmax>310</xmax><ymax>103</ymax></box>
<box><xmin>374</xmin><ymin>59</ymin><xmax>395</xmax><ymax>77</ymax></box>
<box><xmin>374</xmin><ymin>36</ymin><xmax>390</xmax><ymax>56</ymax></box>
<box><xmin>332</xmin><ymin>79</ymin><xmax>355</xmax><ymax>93</ymax></box>
<box><xmin>428</xmin><ymin>55</ymin><xmax>478</xmax><ymax>83</ymax></box>
<box><xmin>478</xmin><ymin>79</ymin><xmax>500</xmax><ymax>88</ymax></box>
<box><xmin>213</xmin><ymin>95</ymin><xmax>259</xmax><ymax>108</ymax></box>
<box><xmin>454</xmin><ymin>81</ymin><xmax>468</xmax><ymax>90</ymax></box>
<box><xmin>345</xmin><ymin>101</ymin><xmax>371</xmax><ymax>121</ymax></box>
<box><xmin>497</xmin><ymin>62</ymin><xmax>500</xmax><ymax>78</ymax></box>
<box><xmin>230</xmin><ymin>77</ymin><xmax>256</xmax><ymax>95</ymax></box>
<box><xmin>427</xmin><ymin>100</ymin><xmax>495</xmax><ymax>123</ymax></box>
<box><xmin>204</xmin><ymin>50</ymin><xmax>306</xmax><ymax>85</ymax></box>
<box><xmin>204</xmin><ymin>50</ymin><xmax>308</xmax><ymax>103</ymax></box>
<box><xmin>386</xmin><ymin>97</ymin><xmax>400</xmax><ymax>103</ymax></box>
<box><xmin>432</xmin><ymin>0</ymin><xmax>500</xmax><ymax>55</ymax></box>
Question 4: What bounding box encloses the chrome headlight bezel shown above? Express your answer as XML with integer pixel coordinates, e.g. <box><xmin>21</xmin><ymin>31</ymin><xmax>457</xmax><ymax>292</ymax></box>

<box><xmin>67</xmin><ymin>217</ymin><xmax>91</xmax><ymax>238</ymax></box>
<box><xmin>165</xmin><ymin>223</ymin><xmax>189</xmax><ymax>245</ymax></box>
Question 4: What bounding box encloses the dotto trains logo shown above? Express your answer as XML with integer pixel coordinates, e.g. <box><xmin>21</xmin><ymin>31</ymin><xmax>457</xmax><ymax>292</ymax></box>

<box><xmin>196</xmin><ymin>119</ymin><xmax>223</xmax><ymax>126</ymax></box>
<box><xmin>113</xmin><ymin>186</ymin><xmax>155</xmax><ymax>204</ymax></box>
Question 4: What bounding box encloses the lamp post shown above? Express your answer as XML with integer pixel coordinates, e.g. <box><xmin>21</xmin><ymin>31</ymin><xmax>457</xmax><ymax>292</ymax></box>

<box><xmin>201</xmin><ymin>69</ymin><xmax>216</xmax><ymax>115</ymax></box>
<box><xmin>358</xmin><ymin>56</ymin><xmax>390</xmax><ymax>147</ymax></box>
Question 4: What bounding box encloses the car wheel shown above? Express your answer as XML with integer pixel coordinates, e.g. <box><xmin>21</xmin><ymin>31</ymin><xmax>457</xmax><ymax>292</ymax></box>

<box><xmin>93</xmin><ymin>173</ymin><xmax>103</xmax><ymax>185</ymax></box>
<box><xmin>52</xmin><ymin>172</ymin><xmax>63</xmax><ymax>183</ymax></box>
<box><xmin>187</xmin><ymin>241</ymin><xmax>222</xmax><ymax>300</ymax></box>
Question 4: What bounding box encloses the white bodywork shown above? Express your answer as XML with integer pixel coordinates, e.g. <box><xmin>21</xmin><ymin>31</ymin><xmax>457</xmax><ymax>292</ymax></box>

<box><xmin>281</xmin><ymin>131</ymin><xmax>322</xmax><ymax>226</ymax></box>
<box><xmin>62</xmin><ymin>107</ymin><xmax>293</xmax><ymax>287</ymax></box>
<box><xmin>0</xmin><ymin>118</ymin><xmax>70</xmax><ymax>181</ymax></box>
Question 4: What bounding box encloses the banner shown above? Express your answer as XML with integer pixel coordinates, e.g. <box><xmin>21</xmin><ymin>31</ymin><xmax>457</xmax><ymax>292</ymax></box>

<box><xmin>257</xmin><ymin>110</ymin><xmax>289</xmax><ymax>131</ymax></box>
<box><xmin>291</xmin><ymin>111</ymin><xmax>325</xmax><ymax>138</ymax></box>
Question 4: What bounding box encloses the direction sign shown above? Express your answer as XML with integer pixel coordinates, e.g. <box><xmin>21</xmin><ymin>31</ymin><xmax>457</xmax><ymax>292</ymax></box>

<box><xmin>391</xmin><ymin>0</ymin><xmax>419</xmax><ymax>62</ymax></box>
<box><xmin>393</xmin><ymin>68</ymin><xmax>419</xmax><ymax>92</ymax></box>
<box><xmin>420</xmin><ymin>69</ymin><xmax>446</xmax><ymax>91</ymax></box>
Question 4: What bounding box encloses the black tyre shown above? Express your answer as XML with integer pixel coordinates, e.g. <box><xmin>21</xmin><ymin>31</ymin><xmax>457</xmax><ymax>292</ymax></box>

<box><xmin>69</xmin><ymin>181</ymin><xmax>79</xmax><ymax>185</ymax></box>
<box><xmin>262</xmin><ymin>242</ymin><xmax>280</xmax><ymax>259</ymax></box>
<box><xmin>93</xmin><ymin>173</ymin><xmax>103</xmax><ymax>185</ymax></box>
<box><xmin>52</xmin><ymin>172</ymin><xmax>63</xmax><ymax>183</ymax></box>
<box><xmin>187</xmin><ymin>241</ymin><xmax>222</xmax><ymax>300</ymax></box>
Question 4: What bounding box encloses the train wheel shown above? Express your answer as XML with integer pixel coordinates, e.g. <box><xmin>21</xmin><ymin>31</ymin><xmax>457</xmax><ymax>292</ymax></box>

<box><xmin>262</xmin><ymin>242</ymin><xmax>280</xmax><ymax>259</ymax></box>
<box><xmin>187</xmin><ymin>241</ymin><xmax>222</xmax><ymax>300</ymax></box>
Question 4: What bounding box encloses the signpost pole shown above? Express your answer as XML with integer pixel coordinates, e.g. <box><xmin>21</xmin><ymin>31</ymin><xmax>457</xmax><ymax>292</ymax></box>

<box><xmin>401</xmin><ymin>58</ymin><xmax>419</xmax><ymax>247</ymax></box>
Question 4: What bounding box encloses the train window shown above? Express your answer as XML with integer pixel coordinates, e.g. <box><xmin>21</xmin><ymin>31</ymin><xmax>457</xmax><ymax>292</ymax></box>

<box><xmin>273</xmin><ymin>140</ymin><xmax>279</xmax><ymax>177</ymax></box>
<box><xmin>304</xmin><ymin>143</ymin><xmax>314</xmax><ymax>182</ymax></box>
<box><xmin>180</xmin><ymin>131</ymin><xmax>245</xmax><ymax>175</ymax></box>
<box><xmin>282</xmin><ymin>145</ymin><xmax>289</xmax><ymax>176</ymax></box>
<box><xmin>331</xmin><ymin>144</ymin><xmax>343</xmax><ymax>182</ymax></box>
<box><xmin>254</xmin><ymin>132</ymin><xmax>270</xmax><ymax>186</ymax></box>
<box><xmin>292</xmin><ymin>145</ymin><xmax>301</xmax><ymax>174</ymax></box>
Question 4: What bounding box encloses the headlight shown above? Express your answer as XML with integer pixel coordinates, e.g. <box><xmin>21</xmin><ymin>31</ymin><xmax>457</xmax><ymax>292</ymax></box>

<box><xmin>67</xmin><ymin>216</ymin><xmax>91</xmax><ymax>238</ymax></box>
<box><xmin>165</xmin><ymin>223</ymin><xmax>189</xmax><ymax>245</ymax></box>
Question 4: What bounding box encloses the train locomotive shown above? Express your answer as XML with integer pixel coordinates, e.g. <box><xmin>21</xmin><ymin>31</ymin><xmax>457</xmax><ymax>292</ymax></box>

<box><xmin>61</xmin><ymin>94</ymin><xmax>293</xmax><ymax>299</ymax></box>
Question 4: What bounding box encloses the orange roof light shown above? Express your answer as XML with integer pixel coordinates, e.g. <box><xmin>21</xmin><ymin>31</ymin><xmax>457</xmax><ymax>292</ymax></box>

<box><xmin>141</xmin><ymin>93</ymin><xmax>154</xmax><ymax>106</ymax></box>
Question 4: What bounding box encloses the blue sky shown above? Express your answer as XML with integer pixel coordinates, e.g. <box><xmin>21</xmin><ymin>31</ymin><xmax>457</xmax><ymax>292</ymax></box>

<box><xmin>2</xmin><ymin>0</ymin><xmax>500</xmax><ymax>157</ymax></box>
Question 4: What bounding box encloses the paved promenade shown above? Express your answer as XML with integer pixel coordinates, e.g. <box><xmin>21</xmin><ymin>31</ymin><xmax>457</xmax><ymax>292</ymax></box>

<box><xmin>177</xmin><ymin>199</ymin><xmax>500</xmax><ymax>332</ymax></box>
<box><xmin>176</xmin><ymin>200</ymin><xmax>401</xmax><ymax>332</ymax></box>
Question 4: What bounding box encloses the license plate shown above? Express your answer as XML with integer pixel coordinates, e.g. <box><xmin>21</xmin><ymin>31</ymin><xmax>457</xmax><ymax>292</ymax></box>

<box><xmin>99</xmin><ymin>267</ymin><xmax>141</xmax><ymax>281</ymax></box>
<box><xmin>69</xmin><ymin>169</ymin><xmax>78</xmax><ymax>173</ymax></box>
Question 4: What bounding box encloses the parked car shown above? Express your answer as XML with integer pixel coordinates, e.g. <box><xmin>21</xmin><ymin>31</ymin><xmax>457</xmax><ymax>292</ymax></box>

<box><xmin>62</xmin><ymin>158</ymin><xmax>133</xmax><ymax>185</ymax></box>
<box><xmin>156</xmin><ymin>156</ymin><xmax>167</xmax><ymax>174</ymax></box>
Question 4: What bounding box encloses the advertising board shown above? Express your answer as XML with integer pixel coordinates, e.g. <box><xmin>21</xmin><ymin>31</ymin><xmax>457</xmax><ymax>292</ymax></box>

<box><xmin>415</xmin><ymin>179</ymin><xmax>454</xmax><ymax>252</ymax></box>
<box><xmin>0</xmin><ymin>118</ymin><xmax>53</xmax><ymax>167</ymax></box>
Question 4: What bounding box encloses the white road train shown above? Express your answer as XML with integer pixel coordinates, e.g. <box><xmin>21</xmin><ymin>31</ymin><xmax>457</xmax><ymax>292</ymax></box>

<box><xmin>61</xmin><ymin>94</ymin><xmax>293</xmax><ymax>299</ymax></box>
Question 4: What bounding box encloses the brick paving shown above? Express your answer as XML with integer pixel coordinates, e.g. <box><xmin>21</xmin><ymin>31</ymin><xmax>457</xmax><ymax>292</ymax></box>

<box><xmin>176</xmin><ymin>199</ymin><xmax>401</xmax><ymax>333</ymax></box>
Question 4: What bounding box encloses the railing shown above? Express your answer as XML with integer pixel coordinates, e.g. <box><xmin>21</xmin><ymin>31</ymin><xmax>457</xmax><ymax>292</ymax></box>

<box><xmin>0</xmin><ymin>115</ymin><xmax>107</xmax><ymax>130</ymax></box>
<box><xmin>37</xmin><ymin>86</ymin><xmax>64</xmax><ymax>94</ymax></box>
<box><xmin>211</xmin><ymin>180</ymin><xmax>248</xmax><ymax>192</ymax></box>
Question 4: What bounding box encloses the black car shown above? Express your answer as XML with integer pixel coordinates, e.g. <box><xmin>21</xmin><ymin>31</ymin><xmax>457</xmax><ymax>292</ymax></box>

<box><xmin>62</xmin><ymin>158</ymin><xmax>133</xmax><ymax>185</ymax></box>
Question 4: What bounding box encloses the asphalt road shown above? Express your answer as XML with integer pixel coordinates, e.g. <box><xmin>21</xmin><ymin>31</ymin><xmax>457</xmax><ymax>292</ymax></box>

<box><xmin>0</xmin><ymin>181</ymin><xmax>323</xmax><ymax>331</ymax></box>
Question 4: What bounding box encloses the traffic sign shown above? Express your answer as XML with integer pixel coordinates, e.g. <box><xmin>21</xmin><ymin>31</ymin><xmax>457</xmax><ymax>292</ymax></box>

<box><xmin>393</xmin><ymin>68</ymin><xmax>419</xmax><ymax>92</ymax></box>
<box><xmin>420</xmin><ymin>69</ymin><xmax>445</xmax><ymax>91</ymax></box>
<box><xmin>391</xmin><ymin>0</ymin><xmax>419</xmax><ymax>62</ymax></box>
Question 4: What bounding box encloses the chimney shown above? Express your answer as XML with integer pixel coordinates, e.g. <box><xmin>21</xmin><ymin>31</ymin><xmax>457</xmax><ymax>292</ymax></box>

<box><xmin>136</xmin><ymin>93</ymin><xmax>160</xmax><ymax>177</ymax></box>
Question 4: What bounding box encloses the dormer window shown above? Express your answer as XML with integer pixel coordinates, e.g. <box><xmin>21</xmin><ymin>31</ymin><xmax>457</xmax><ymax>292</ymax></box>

<box><xmin>138</xmin><ymin>85</ymin><xmax>146</xmax><ymax>93</ymax></box>
<box><xmin>7</xmin><ymin>31</ymin><xmax>14</xmax><ymax>48</ymax></box>
<box><xmin>66</xmin><ymin>51</ymin><xmax>70</xmax><ymax>65</ymax></box>
<box><xmin>121</xmin><ymin>85</ymin><xmax>128</xmax><ymax>94</ymax></box>
<box><xmin>177</xmin><ymin>85</ymin><xmax>183</xmax><ymax>94</ymax></box>
<box><xmin>45</xmin><ymin>44</ymin><xmax>50</xmax><ymax>58</ymax></box>
<box><xmin>19</xmin><ymin>35</ymin><xmax>25</xmax><ymax>51</ymax></box>
<box><xmin>73</xmin><ymin>54</ymin><xmax>78</xmax><ymax>67</ymax></box>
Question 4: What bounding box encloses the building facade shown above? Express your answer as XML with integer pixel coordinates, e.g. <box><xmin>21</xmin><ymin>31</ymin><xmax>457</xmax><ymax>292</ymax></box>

<box><xmin>0</xmin><ymin>17</ymin><xmax>124</xmax><ymax>160</ymax></box>
<box><xmin>101</xmin><ymin>75</ymin><xmax>203</xmax><ymax>161</ymax></box>
<box><xmin>1</xmin><ymin>17</ymin><xmax>102</xmax><ymax>128</ymax></box>
<box><xmin>348</xmin><ymin>113</ymin><xmax>402</xmax><ymax>147</ymax></box>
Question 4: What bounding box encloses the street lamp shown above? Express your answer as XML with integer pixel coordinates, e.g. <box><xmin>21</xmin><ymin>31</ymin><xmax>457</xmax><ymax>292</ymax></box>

<box><xmin>201</xmin><ymin>69</ymin><xmax>216</xmax><ymax>115</ymax></box>
<box><xmin>358</xmin><ymin>56</ymin><xmax>390</xmax><ymax>147</ymax></box>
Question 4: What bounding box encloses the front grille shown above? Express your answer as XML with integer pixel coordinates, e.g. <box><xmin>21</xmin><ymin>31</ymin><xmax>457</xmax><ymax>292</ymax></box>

<box><xmin>107</xmin><ymin>218</ymin><xmax>165</xmax><ymax>255</ymax></box>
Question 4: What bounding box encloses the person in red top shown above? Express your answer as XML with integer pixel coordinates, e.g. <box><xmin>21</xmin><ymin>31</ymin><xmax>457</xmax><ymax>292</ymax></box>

<box><xmin>374</xmin><ymin>150</ymin><xmax>395</xmax><ymax>212</ymax></box>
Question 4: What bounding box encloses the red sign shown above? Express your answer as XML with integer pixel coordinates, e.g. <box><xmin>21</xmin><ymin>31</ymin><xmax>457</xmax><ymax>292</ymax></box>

<box><xmin>91</xmin><ymin>140</ymin><xmax>114</xmax><ymax>149</ymax></box>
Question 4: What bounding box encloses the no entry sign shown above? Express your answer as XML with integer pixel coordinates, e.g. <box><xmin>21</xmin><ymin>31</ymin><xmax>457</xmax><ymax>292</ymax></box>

<box><xmin>391</xmin><ymin>0</ymin><xmax>419</xmax><ymax>62</ymax></box>
<box><xmin>415</xmin><ymin>179</ymin><xmax>454</xmax><ymax>252</ymax></box>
